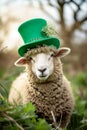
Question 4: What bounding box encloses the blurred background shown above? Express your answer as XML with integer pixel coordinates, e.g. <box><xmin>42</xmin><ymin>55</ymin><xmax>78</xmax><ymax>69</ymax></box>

<box><xmin>0</xmin><ymin>0</ymin><xmax>87</xmax><ymax>129</ymax></box>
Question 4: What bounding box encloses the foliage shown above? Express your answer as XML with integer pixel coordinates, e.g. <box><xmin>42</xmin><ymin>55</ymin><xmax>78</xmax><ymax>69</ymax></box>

<box><xmin>67</xmin><ymin>111</ymin><xmax>87</xmax><ymax>130</ymax></box>
<box><xmin>67</xmin><ymin>72</ymin><xmax>87</xmax><ymax>130</ymax></box>
<box><xmin>72</xmin><ymin>72</ymin><xmax>87</xmax><ymax>87</ymax></box>
<box><xmin>0</xmin><ymin>97</ymin><xmax>54</xmax><ymax>130</ymax></box>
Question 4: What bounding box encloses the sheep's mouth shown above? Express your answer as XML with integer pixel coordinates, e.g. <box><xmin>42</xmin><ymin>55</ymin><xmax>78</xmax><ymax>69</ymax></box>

<box><xmin>40</xmin><ymin>75</ymin><xmax>47</xmax><ymax>77</ymax></box>
<box><xmin>38</xmin><ymin>74</ymin><xmax>48</xmax><ymax>80</ymax></box>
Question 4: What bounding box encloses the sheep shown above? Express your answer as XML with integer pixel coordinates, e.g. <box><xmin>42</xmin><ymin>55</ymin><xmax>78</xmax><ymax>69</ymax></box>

<box><xmin>8</xmin><ymin>45</ymin><xmax>75</xmax><ymax>128</ymax></box>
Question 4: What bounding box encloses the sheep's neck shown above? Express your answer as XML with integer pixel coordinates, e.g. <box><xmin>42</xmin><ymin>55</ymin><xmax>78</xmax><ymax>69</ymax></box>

<box><xmin>28</xmin><ymin>73</ymin><xmax>63</xmax><ymax>87</ymax></box>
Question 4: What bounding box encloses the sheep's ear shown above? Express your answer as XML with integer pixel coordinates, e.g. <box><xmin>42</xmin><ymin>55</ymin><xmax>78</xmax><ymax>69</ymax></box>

<box><xmin>55</xmin><ymin>47</ymin><xmax>71</xmax><ymax>58</ymax></box>
<box><xmin>14</xmin><ymin>57</ymin><xmax>29</xmax><ymax>67</ymax></box>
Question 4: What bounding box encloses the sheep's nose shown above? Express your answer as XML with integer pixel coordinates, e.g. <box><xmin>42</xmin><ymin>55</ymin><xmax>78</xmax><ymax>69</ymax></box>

<box><xmin>38</xmin><ymin>68</ymin><xmax>47</xmax><ymax>73</ymax></box>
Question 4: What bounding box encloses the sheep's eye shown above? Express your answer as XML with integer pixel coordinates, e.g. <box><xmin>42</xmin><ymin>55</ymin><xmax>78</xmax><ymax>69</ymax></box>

<box><xmin>29</xmin><ymin>57</ymin><xmax>35</xmax><ymax>62</ymax></box>
<box><xmin>50</xmin><ymin>53</ymin><xmax>54</xmax><ymax>57</ymax></box>
<box><xmin>29</xmin><ymin>57</ymin><xmax>33</xmax><ymax>60</ymax></box>
<box><xmin>48</xmin><ymin>53</ymin><xmax>54</xmax><ymax>60</ymax></box>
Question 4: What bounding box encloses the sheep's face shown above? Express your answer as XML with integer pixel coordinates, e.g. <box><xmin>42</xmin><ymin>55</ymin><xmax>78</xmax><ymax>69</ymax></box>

<box><xmin>15</xmin><ymin>47</ymin><xmax>71</xmax><ymax>81</ymax></box>
<box><xmin>30</xmin><ymin>52</ymin><xmax>54</xmax><ymax>80</ymax></box>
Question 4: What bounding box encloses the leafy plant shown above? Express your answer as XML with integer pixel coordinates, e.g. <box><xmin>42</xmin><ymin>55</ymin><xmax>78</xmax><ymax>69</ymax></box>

<box><xmin>66</xmin><ymin>72</ymin><xmax>87</xmax><ymax>130</ymax></box>
<box><xmin>73</xmin><ymin>72</ymin><xmax>87</xmax><ymax>87</ymax></box>
<box><xmin>0</xmin><ymin>96</ymin><xmax>54</xmax><ymax>130</ymax></box>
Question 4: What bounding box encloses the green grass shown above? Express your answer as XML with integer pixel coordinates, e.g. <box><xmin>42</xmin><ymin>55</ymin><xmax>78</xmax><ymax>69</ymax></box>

<box><xmin>67</xmin><ymin>72</ymin><xmax>87</xmax><ymax>130</ymax></box>
<box><xmin>0</xmin><ymin>98</ymin><xmax>54</xmax><ymax>130</ymax></box>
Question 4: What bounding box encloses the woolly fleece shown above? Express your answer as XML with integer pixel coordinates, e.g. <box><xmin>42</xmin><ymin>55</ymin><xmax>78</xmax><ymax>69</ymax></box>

<box><xmin>9</xmin><ymin>46</ymin><xmax>75</xmax><ymax>128</ymax></box>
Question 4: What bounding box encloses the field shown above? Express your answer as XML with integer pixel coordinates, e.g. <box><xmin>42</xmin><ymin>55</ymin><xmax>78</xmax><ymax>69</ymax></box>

<box><xmin>0</xmin><ymin>65</ymin><xmax>87</xmax><ymax>130</ymax></box>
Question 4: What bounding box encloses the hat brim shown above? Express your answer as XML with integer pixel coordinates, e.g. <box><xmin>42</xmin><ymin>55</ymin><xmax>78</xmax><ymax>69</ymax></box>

<box><xmin>18</xmin><ymin>37</ymin><xmax>60</xmax><ymax>56</ymax></box>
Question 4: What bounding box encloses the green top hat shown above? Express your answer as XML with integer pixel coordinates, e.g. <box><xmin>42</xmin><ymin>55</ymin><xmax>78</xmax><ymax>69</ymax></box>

<box><xmin>18</xmin><ymin>18</ymin><xmax>60</xmax><ymax>56</ymax></box>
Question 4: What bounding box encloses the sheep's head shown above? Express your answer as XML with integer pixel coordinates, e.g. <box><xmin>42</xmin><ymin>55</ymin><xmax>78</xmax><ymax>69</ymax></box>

<box><xmin>15</xmin><ymin>46</ymin><xmax>71</xmax><ymax>82</ymax></box>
